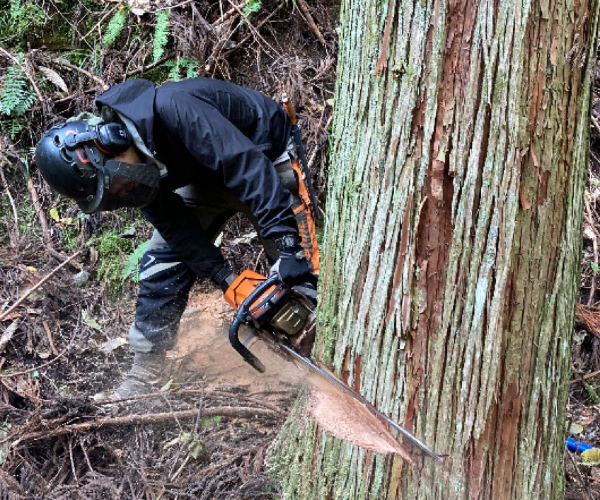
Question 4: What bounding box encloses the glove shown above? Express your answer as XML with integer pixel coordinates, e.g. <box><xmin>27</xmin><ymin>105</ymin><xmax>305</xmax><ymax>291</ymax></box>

<box><xmin>272</xmin><ymin>234</ymin><xmax>317</xmax><ymax>287</ymax></box>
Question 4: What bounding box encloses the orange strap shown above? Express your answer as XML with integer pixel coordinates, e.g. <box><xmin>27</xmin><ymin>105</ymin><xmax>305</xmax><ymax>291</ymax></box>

<box><xmin>291</xmin><ymin>158</ymin><xmax>320</xmax><ymax>274</ymax></box>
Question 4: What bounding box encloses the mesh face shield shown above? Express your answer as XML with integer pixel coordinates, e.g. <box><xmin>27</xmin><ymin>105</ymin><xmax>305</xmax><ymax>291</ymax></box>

<box><xmin>77</xmin><ymin>158</ymin><xmax>161</xmax><ymax>214</ymax></box>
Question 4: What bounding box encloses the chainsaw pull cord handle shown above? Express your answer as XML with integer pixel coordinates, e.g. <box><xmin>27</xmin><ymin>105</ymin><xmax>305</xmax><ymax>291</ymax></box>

<box><xmin>229</xmin><ymin>274</ymin><xmax>283</xmax><ymax>373</ymax></box>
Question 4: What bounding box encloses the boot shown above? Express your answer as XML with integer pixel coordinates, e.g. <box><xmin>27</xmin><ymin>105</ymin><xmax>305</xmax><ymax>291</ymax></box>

<box><xmin>109</xmin><ymin>350</ymin><xmax>168</xmax><ymax>400</ymax></box>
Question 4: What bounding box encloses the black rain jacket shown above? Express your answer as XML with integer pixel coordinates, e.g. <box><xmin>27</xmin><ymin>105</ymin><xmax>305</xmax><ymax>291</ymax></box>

<box><xmin>95</xmin><ymin>78</ymin><xmax>297</xmax><ymax>279</ymax></box>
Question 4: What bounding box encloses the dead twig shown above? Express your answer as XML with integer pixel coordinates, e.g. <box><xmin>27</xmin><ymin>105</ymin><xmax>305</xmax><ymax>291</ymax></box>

<box><xmin>584</xmin><ymin>196</ymin><xmax>599</xmax><ymax>305</ymax></box>
<box><xmin>94</xmin><ymin>388</ymin><xmax>286</xmax><ymax>416</ymax></box>
<box><xmin>82</xmin><ymin>3</ymin><xmax>119</xmax><ymax>40</ymax></box>
<box><xmin>224</xmin><ymin>0</ymin><xmax>282</xmax><ymax>59</ymax></box>
<box><xmin>211</xmin><ymin>0</ymin><xmax>251</xmax><ymax>27</ymax></box>
<box><xmin>42</xmin><ymin>321</ymin><xmax>59</xmax><ymax>356</ymax></box>
<box><xmin>296</xmin><ymin>0</ymin><xmax>327</xmax><ymax>47</ymax></box>
<box><xmin>47</xmin><ymin>0</ymin><xmax>94</xmax><ymax>51</ymax></box>
<box><xmin>27</xmin><ymin>175</ymin><xmax>51</xmax><ymax>247</ymax></box>
<box><xmin>571</xmin><ymin>368</ymin><xmax>600</xmax><ymax>385</ymax></box>
<box><xmin>10</xmin><ymin>406</ymin><xmax>279</xmax><ymax>445</ymax></box>
<box><xmin>124</xmin><ymin>51</ymin><xmax>178</xmax><ymax>78</ymax></box>
<box><xmin>0</xmin><ymin>250</ymin><xmax>82</xmax><ymax>322</ymax></box>
<box><xmin>0</xmin><ymin>336</ymin><xmax>72</xmax><ymax>378</ymax></box>
<box><xmin>223</xmin><ymin>2</ymin><xmax>286</xmax><ymax>58</ymax></box>
<box><xmin>592</xmin><ymin>114</ymin><xmax>600</xmax><ymax>136</ymax></box>
<box><xmin>49</xmin><ymin>57</ymin><xmax>108</xmax><ymax>89</ymax></box>
<box><xmin>1</xmin><ymin>149</ymin><xmax>52</xmax><ymax>249</ymax></box>
<box><xmin>566</xmin><ymin>449</ymin><xmax>595</xmax><ymax>500</ymax></box>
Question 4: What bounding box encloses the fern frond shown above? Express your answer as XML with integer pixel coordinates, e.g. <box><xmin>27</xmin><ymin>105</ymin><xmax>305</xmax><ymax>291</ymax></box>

<box><xmin>0</xmin><ymin>55</ymin><xmax>35</xmax><ymax>118</ymax></box>
<box><xmin>0</xmin><ymin>116</ymin><xmax>26</xmax><ymax>139</ymax></box>
<box><xmin>103</xmin><ymin>6</ymin><xmax>129</xmax><ymax>48</ymax></box>
<box><xmin>121</xmin><ymin>239</ymin><xmax>150</xmax><ymax>283</ymax></box>
<box><xmin>242</xmin><ymin>0</ymin><xmax>262</xmax><ymax>20</ymax></box>
<box><xmin>153</xmin><ymin>10</ymin><xmax>170</xmax><ymax>63</ymax></box>
<box><xmin>167</xmin><ymin>59</ymin><xmax>181</xmax><ymax>82</ymax></box>
<box><xmin>181</xmin><ymin>57</ymin><xmax>199</xmax><ymax>79</ymax></box>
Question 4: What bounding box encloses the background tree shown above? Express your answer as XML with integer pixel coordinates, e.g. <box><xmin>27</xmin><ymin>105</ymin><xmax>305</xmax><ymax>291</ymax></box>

<box><xmin>268</xmin><ymin>0</ymin><xmax>600</xmax><ymax>498</ymax></box>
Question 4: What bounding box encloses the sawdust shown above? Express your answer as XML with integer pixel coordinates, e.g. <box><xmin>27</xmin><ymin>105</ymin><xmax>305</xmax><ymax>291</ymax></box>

<box><xmin>173</xmin><ymin>290</ymin><xmax>303</xmax><ymax>395</ymax></box>
<box><xmin>173</xmin><ymin>291</ymin><xmax>414</xmax><ymax>457</ymax></box>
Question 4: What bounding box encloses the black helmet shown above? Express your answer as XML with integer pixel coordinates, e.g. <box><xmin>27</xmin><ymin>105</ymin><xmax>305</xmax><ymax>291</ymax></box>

<box><xmin>35</xmin><ymin>120</ymin><xmax>161</xmax><ymax>213</ymax></box>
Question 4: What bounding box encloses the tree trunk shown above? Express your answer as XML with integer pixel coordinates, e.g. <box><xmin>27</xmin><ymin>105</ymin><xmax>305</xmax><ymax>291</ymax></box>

<box><xmin>267</xmin><ymin>0</ymin><xmax>599</xmax><ymax>498</ymax></box>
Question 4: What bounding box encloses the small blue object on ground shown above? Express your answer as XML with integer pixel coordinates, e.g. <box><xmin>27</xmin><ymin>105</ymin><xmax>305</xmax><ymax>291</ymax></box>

<box><xmin>567</xmin><ymin>437</ymin><xmax>593</xmax><ymax>453</ymax></box>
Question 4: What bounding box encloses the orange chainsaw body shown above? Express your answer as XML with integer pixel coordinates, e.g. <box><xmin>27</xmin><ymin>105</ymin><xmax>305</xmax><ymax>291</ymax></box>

<box><xmin>224</xmin><ymin>269</ymin><xmax>316</xmax><ymax>357</ymax></box>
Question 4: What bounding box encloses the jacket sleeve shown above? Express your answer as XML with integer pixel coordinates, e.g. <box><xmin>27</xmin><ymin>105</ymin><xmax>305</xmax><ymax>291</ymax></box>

<box><xmin>155</xmin><ymin>91</ymin><xmax>299</xmax><ymax>239</ymax></box>
<box><xmin>142</xmin><ymin>190</ymin><xmax>226</xmax><ymax>279</ymax></box>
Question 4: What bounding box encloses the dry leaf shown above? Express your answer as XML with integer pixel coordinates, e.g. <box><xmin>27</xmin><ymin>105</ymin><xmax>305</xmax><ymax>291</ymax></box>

<box><xmin>570</xmin><ymin>423</ymin><xmax>584</xmax><ymax>435</ymax></box>
<box><xmin>581</xmin><ymin>448</ymin><xmax>600</xmax><ymax>466</ymax></box>
<box><xmin>99</xmin><ymin>337</ymin><xmax>127</xmax><ymax>354</ymax></box>
<box><xmin>39</xmin><ymin>66</ymin><xmax>68</xmax><ymax>93</ymax></box>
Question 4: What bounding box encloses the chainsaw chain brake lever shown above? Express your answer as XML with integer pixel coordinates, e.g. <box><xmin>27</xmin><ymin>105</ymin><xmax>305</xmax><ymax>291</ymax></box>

<box><xmin>228</xmin><ymin>274</ymin><xmax>285</xmax><ymax>373</ymax></box>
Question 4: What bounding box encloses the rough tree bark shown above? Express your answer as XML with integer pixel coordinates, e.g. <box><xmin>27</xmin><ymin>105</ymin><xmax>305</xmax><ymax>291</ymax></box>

<box><xmin>267</xmin><ymin>0</ymin><xmax>599</xmax><ymax>499</ymax></box>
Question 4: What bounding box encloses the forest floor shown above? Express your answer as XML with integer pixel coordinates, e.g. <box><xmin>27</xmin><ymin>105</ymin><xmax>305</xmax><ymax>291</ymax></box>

<box><xmin>0</xmin><ymin>0</ymin><xmax>600</xmax><ymax>498</ymax></box>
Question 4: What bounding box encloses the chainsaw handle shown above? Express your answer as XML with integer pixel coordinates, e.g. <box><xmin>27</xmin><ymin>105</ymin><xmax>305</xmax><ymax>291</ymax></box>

<box><xmin>228</xmin><ymin>274</ymin><xmax>282</xmax><ymax>373</ymax></box>
<box><xmin>229</xmin><ymin>314</ymin><xmax>266</xmax><ymax>373</ymax></box>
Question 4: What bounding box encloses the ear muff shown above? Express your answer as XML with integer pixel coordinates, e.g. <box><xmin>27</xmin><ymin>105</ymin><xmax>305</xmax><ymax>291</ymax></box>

<box><xmin>96</xmin><ymin>122</ymin><xmax>132</xmax><ymax>155</ymax></box>
<box><xmin>63</xmin><ymin>122</ymin><xmax>132</xmax><ymax>156</ymax></box>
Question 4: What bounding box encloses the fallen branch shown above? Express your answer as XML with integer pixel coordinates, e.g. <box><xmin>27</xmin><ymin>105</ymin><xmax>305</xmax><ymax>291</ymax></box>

<box><xmin>296</xmin><ymin>0</ymin><xmax>327</xmax><ymax>47</ymax></box>
<box><xmin>49</xmin><ymin>57</ymin><xmax>108</xmax><ymax>89</ymax></box>
<box><xmin>0</xmin><ymin>250</ymin><xmax>82</xmax><ymax>322</ymax></box>
<box><xmin>570</xmin><ymin>368</ymin><xmax>600</xmax><ymax>385</ymax></box>
<box><xmin>94</xmin><ymin>388</ymin><xmax>286</xmax><ymax>416</ymax></box>
<box><xmin>11</xmin><ymin>406</ymin><xmax>279</xmax><ymax>445</ymax></box>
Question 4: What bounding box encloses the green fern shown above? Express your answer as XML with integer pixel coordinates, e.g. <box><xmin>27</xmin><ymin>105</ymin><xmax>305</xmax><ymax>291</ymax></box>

<box><xmin>103</xmin><ymin>6</ymin><xmax>129</xmax><ymax>48</ymax></box>
<box><xmin>167</xmin><ymin>60</ymin><xmax>181</xmax><ymax>82</ymax></box>
<box><xmin>153</xmin><ymin>10</ymin><xmax>170</xmax><ymax>63</ymax></box>
<box><xmin>242</xmin><ymin>0</ymin><xmax>262</xmax><ymax>20</ymax></box>
<box><xmin>122</xmin><ymin>239</ymin><xmax>150</xmax><ymax>283</ymax></box>
<box><xmin>0</xmin><ymin>55</ymin><xmax>35</xmax><ymax>118</ymax></box>
<box><xmin>165</xmin><ymin>57</ymin><xmax>198</xmax><ymax>82</ymax></box>
<box><xmin>0</xmin><ymin>116</ymin><xmax>26</xmax><ymax>139</ymax></box>
<box><xmin>183</xmin><ymin>57</ymin><xmax>199</xmax><ymax>79</ymax></box>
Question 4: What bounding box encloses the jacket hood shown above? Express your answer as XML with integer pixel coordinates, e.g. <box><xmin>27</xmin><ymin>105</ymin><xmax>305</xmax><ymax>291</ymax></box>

<box><xmin>96</xmin><ymin>79</ymin><xmax>157</xmax><ymax>154</ymax></box>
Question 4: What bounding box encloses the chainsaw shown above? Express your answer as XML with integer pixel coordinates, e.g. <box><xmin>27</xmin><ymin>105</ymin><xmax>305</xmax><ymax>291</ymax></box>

<box><xmin>224</xmin><ymin>270</ymin><xmax>441</xmax><ymax>462</ymax></box>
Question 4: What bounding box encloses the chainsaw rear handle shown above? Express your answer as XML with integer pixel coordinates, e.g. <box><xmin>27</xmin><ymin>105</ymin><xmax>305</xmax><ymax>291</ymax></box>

<box><xmin>228</xmin><ymin>274</ymin><xmax>284</xmax><ymax>373</ymax></box>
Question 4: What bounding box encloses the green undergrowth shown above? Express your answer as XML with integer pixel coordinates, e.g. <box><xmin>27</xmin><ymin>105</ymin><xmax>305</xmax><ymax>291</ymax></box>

<box><xmin>86</xmin><ymin>228</ymin><xmax>149</xmax><ymax>301</ymax></box>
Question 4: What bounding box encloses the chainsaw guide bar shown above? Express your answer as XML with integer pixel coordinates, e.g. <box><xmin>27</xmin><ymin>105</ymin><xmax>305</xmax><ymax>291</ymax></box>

<box><xmin>226</xmin><ymin>272</ymin><xmax>441</xmax><ymax>461</ymax></box>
